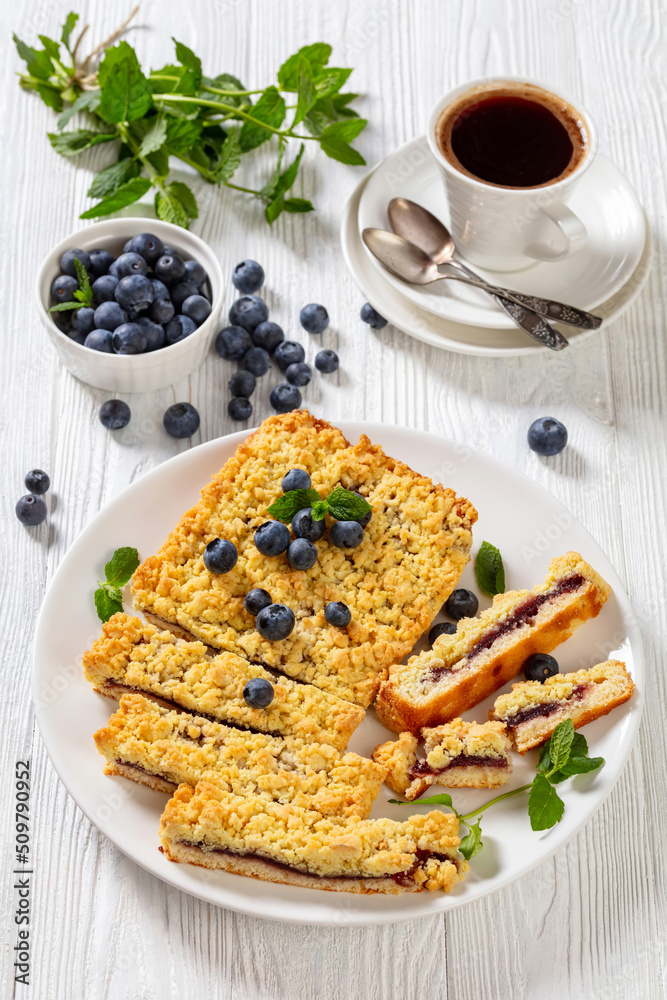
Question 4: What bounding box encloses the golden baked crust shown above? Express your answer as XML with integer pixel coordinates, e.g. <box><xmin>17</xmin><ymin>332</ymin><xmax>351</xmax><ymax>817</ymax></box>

<box><xmin>375</xmin><ymin>553</ymin><xmax>611</xmax><ymax>732</ymax></box>
<box><xmin>132</xmin><ymin>411</ymin><xmax>477</xmax><ymax>707</ymax></box>
<box><xmin>83</xmin><ymin>614</ymin><xmax>364</xmax><ymax>751</ymax></box>
<box><xmin>159</xmin><ymin>777</ymin><xmax>468</xmax><ymax>893</ymax></box>
<box><xmin>374</xmin><ymin>719</ymin><xmax>512</xmax><ymax>799</ymax></box>
<box><xmin>490</xmin><ymin>659</ymin><xmax>634</xmax><ymax>753</ymax></box>
<box><xmin>94</xmin><ymin>693</ymin><xmax>385</xmax><ymax>818</ymax></box>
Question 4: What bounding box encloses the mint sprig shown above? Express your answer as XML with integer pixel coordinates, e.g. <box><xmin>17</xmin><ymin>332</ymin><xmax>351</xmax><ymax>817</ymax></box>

<box><xmin>475</xmin><ymin>540</ymin><xmax>505</xmax><ymax>597</ymax></box>
<box><xmin>48</xmin><ymin>256</ymin><xmax>94</xmax><ymax>314</ymax></box>
<box><xmin>267</xmin><ymin>486</ymin><xmax>372</xmax><ymax>524</ymax></box>
<box><xmin>94</xmin><ymin>546</ymin><xmax>140</xmax><ymax>622</ymax></box>
<box><xmin>266</xmin><ymin>488</ymin><xmax>321</xmax><ymax>523</ymax></box>
<box><xmin>389</xmin><ymin>719</ymin><xmax>605</xmax><ymax>859</ymax></box>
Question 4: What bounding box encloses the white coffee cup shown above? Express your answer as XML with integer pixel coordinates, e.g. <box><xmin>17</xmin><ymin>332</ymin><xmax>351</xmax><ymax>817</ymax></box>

<box><xmin>426</xmin><ymin>76</ymin><xmax>598</xmax><ymax>272</ymax></box>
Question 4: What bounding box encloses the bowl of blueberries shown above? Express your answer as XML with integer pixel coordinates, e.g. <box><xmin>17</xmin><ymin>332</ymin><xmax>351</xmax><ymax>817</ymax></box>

<box><xmin>36</xmin><ymin>218</ymin><xmax>224</xmax><ymax>392</ymax></box>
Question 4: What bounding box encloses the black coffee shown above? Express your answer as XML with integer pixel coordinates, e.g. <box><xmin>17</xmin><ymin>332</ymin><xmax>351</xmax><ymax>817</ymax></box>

<box><xmin>437</xmin><ymin>86</ymin><xmax>587</xmax><ymax>188</ymax></box>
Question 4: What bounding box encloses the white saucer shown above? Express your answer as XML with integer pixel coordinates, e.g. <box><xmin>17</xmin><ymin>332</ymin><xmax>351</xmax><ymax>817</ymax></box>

<box><xmin>358</xmin><ymin>136</ymin><xmax>647</xmax><ymax>331</ymax></box>
<box><xmin>342</xmin><ymin>165</ymin><xmax>651</xmax><ymax>357</ymax></box>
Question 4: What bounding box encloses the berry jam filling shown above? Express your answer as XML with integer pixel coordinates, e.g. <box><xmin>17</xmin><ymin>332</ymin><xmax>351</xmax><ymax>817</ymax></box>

<box><xmin>426</xmin><ymin>574</ymin><xmax>585</xmax><ymax>684</ymax></box>
<box><xmin>502</xmin><ymin>683</ymin><xmax>589</xmax><ymax>728</ymax></box>
<box><xmin>409</xmin><ymin>754</ymin><xmax>509</xmax><ymax>779</ymax></box>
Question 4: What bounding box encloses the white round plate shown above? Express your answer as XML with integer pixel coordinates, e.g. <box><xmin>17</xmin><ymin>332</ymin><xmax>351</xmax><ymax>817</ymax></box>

<box><xmin>343</xmin><ymin>169</ymin><xmax>651</xmax><ymax>356</ymax></box>
<box><xmin>358</xmin><ymin>136</ymin><xmax>647</xmax><ymax>330</ymax></box>
<box><xmin>33</xmin><ymin>424</ymin><xmax>643</xmax><ymax>925</ymax></box>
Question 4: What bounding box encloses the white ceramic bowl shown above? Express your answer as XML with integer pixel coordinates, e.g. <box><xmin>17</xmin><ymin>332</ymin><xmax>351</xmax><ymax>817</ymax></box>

<box><xmin>36</xmin><ymin>218</ymin><xmax>224</xmax><ymax>393</ymax></box>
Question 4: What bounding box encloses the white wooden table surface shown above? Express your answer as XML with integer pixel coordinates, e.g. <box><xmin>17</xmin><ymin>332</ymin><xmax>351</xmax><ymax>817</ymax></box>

<box><xmin>2</xmin><ymin>1</ymin><xmax>665</xmax><ymax>997</ymax></box>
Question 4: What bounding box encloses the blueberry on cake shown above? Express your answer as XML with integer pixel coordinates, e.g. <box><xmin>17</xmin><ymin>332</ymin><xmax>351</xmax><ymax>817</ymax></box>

<box><xmin>375</xmin><ymin>552</ymin><xmax>611</xmax><ymax>733</ymax></box>
<box><xmin>490</xmin><ymin>659</ymin><xmax>634</xmax><ymax>753</ymax></box>
<box><xmin>94</xmin><ymin>693</ymin><xmax>385</xmax><ymax>818</ymax></box>
<box><xmin>374</xmin><ymin>719</ymin><xmax>513</xmax><ymax>800</ymax></box>
<box><xmin>132</xmin><ymin>411</ymin><xmax>477</xmax><ymax>707</ymax></box>
<box><xmin>159</xmin><ymin>776</ymin><xmax>468</xmax><ymax>894</ymax></box>
<box><xmin>83</xmin><ymin>614</ymin><xmax>364</xmax><ymax>750</ymax></box>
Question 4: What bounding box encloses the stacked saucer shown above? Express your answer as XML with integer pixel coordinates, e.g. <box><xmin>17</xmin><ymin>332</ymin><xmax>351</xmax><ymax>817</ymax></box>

<box><xmin>341</xmin><ymin>136</ymin><xmax>648</xmax><ymax>357</ymax></box>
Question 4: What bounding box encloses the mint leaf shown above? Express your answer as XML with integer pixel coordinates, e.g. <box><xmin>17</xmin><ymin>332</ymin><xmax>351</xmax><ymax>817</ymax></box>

<box><xmin>528</xmin><ymin>773</ymin><xmax>565</xmax><ymax>830</ymax></box>
<box><xmin>320</xmin><ymin>118</ymin><xmax>367</xmax><ymax>143</ymax></box>
<box><xmin>48</xmin><ymin>129</ymin><xmax>116</xmax><ymax>157</ymax></box>
<box><xmin>87</xmin><ymin>158</ymin><xmax>140</xmax><ymax>199</ymax></box>
<box><xmin>13</xmin><ymin>34</ymin><xmax>54</xmax><ymax>80</ymax></box>
<box><xmin>265</xmin><ymin>195</ymin><xmax>285</xmax><ymax>225</ymax></box>
<box><xmin>459</xmin><ymin>819</ymin><xmax>484</xmax><ymax>860</ymax></box>
<box><xmin>155</xmin><ymin>182</ymin><xmax>198</xmax><ymax>228</ymax></box>
<box><xmin>314</xmin><ymin>68</ymin><xmax>353</xmax><ymax>100</ymax></box>
<box><xmin>284</xmin><ymin>198</ymin><xmax>314</xmax><ymax>213</ymax></box>
<box><xmin>173</xmin><ymin>39</ymin><xmax>202</xmax><ymax>89</ymax></box>
<box><xmin>310</xmin><ymin>500</ymin><xmax>329</xmax><ymax>521</ymax></box>
<box><xmin>555</xmin><ymin>756</ymin><xmax>605</xmax><ymax>779</ymax></box>
<box><xmin>213</xmin><ymin>127</ymin><xmax>241</xmax><ymax>183</ymax></box>
<box><xmin>267</xmin><ymin>489</ymin><xmax>321</xmax><ymax>523</ymax></box>
<box><xmin>165</xmin><ymin>119</ymin><xmax>202</xmax><ymax>155</ymax></box>
<box><xmin>94</xmin><ymin>584</ymin><xmax>124</xmax><ymax>623</ymax></box>
<box><xmin>98</xmin><ymin>41</ymin><xmax>153</xmax><ymax>123</ymax></box>
<box><xmin>546</xmin><ymin>718</ymin><xmax>575</xmax><ymax>772</ymax></box>
<box><xmin>169</xmin><ymin>180</ymin><xmax>198</xmax><ymax>218</ymax></box>
<box><xmin>57</xmin><ymin>90</ymin><xmax>101</xmax><ymax>130</ymax></box>
<box><xmin>104</xmin><ymin>547</ymin><xmax>140</xmax><ymax>587</ymax></box>
<box><xmin>389</xmin><ymin>792</ymin><xmax>455</xmax><ymax>808</ymax></box>
<box><xmin>319</xmin><ymin>133</ymin><xmax>366</xmax><ymax>166</ymax></box>
<box><xmin>73</xmin><ymin>259</ymin><xmax>93</xmax><ymax>307</ymax></box>
<box><xmin>139</xmin><ymin>114</ymin><xmax>168</xmax><ymax>156</ymax></box>
<box><xmin>293</xmin><ymin>56</ymin><xmax>316</xmax><ymax>126</ymax></box>
<box><xmin>475</xmin><ymin>540</ymin><xmax>506</xmax><ymax>597</ymax></box>
<box><xmin>81</xmin><ymin>177</ymin><xmax>151</xmax><ymax>219</ymax></box>
<box><xmin>325</xmin><ymin>487</ymin><xmax>371</xmax><ymax>522</ymax></box>
<box><xmin>569</xmin><ymin>732</ymin><xmax>589</xmax><ymax>758</ymax></box>
<box><xmin>239</xmin><ymin>87</ymin><xmax>286</xmax><ymax>152</ymax></box>
<box><xmin>48</xmin><ymin>301</ymin><xmax>84</xmax><ymax>313</ymax></box>
<box><xmin>278</xmin><ymin>43</ymin><xmax>332</xmax><ymax>90</ymax></box>
<box><xmin>61</xmin><ymin>12</ymin><xmax>79</xmax><ymax>51</ymax></box>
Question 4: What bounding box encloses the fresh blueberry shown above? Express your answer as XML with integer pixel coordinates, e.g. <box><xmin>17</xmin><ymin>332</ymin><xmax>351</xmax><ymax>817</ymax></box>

<box><xmin>232</xmin><ymin>259</ymin><xmax>265</xmax><ymax>294</ymax></box>
<box><xmin>523</xmin><ymin>653</ymin><xmax>560</xmax><ymax>683</ymax></box>
<box><xmin>243</xmin><ymin>677</ymin><xmax>275</xmax><ymax>708</ymax></box>
<box><xmin>154</xmin><ymin>252</ymin><xmax>186</xmax><ymax>284</ymax></box>
<box><xmin>300</xmin><ymin>303</ymin><xmax>329</xmax><ymax>334</ymax></box>
<box><xmin>150</xmin><ymin>278</ymin><xmax>170</xmax><ymax>300</ymax></box>
<box><xmin>252</xmin><ymin>321</ymin><xmax>284</xmax><ymax>353</ymax></box>
<box><xmin>60</xmin><ymin>248</ymin><xmax>91</xmax><ymax>278</ymax></box>
<box><xmin>99</xmin><ymin>399</ymin><xmax>131</xmax><ymax>430</ymax></box>
<box><xmin>135</xmin><ymin>317</ymin><xmax>166</xmax><ymax>351</ymax></box>
<box><xmin>282</xmin><ymin>469</ymin><xmax>311</xmax><ymax>492</ymax></box>
<box><xmin>84</xmin><ymin>329</ymin><xmax>114</xmax><ymax>352</ymax></box>
<box><xmin>183</xmin><ymin>259</ymin><xmax>207</xmax><ymax>288</ymax></box>
<box><xmin>315</xmin><ymin>349</ymin><xmax>339</xmax><ymax>374</ymax></box>
<box><xmin>444</xmin><ymin>589</ymin><xmax>479</xmax><ymax>621</ymax></box>
<box><xmin>71</xmin><ymin>307</ymin><xmax>96</xmax><ymax>337</ymax></box>
<box><xmin>203</xmin><ymin>538</ymin><xmax>238</xmax><ymax>574</ymax></box>
<box><xmin>229</xmin><ymin>295</ymin><xmax>269</xmax><ymax>332</ymax></box>
<box><xmin>88</xmin><ymin>249</ymin><xmax>116</xmax><ymax>277</ymax></box>
<box><xmin>351</xmin><ymin>491</ymin><xmax>372</xmax><ymax>528</ymax></box>
<box><xmin>127</xmin><ymin>232</ymin><xmax>164</xmax><ymax>265</ymax></box>
<box><xmin>170</xmin><ymin>281</ymin><xmax>199</xmax><ymax>310</ymax></box>
<box><xmin>329</xmin><ymin>520</ymin><xmax>364</xmax><ymax>549</ymax></box>
<box><xmin>112</xmin><ymin>322</ymin><xmax>149</xmax><ymax>354</ymax></box>
<box><xmin>229</xmin><ymin>370</ymin><xmax>256</xmax><ymax>398</ymax></box>
<box><xmin>325</xmin><ymin>602</ymin><xmax>351</xmax><ymax>627</ymax></box>
<box><xmin>162</xmin><ymin>246</ymin><xmax>179</xmax><ymax>257</ymax></box>
<box><xmin>527</xmin><ymin>417</ymin><xmax>568</xmax><ymax>457</ymax></box>
<box><xmin>228</xmin><ymin>397</ymin><xmax>253</xmax><ymax>421</ymax></box>
<box><xmin>16</xmin><ymin>494</ymin><xmax>47</xmax><ymax>526</ymax></box>
<box><xmin>92</xmin><ymin>274</ymin><xmax>119</xmax><ymax>304</ymax></box>
<box><xmin>165</xmin><ymin>315</ymin><xmax>197</xmax><ymax>344</ymax></box>
<box><xmin>274</xmin><ymin>341</ymin><xmax>305</xmax><ymax>371</ymax></box>
<box><xmin>429</xmin><ymin>621</ymin><xmax>457</xmax><ymax>646</ymax></box>
<box><xmin>94</xmin><ymin>301</ymin><xmax>128</xmax><ymax>331</ymax></box>
<box><xmin>270</xmin><ymin>384</ymin><xmax>302</xmax><ymax>413</ymax></box>
<box><xmin>291</xmin><ymin>508</ymin><xmax>326</xmax><ymax>541</ymax></box>
<box><xmin>360</xmin><ymin>302</ymin><xmax>387</xmax><ymax>328</ymax></box>
<box><xmin>242</xmin><ymin>346</ymin><xmax>270</xmax><ymax>376</ymax></box>
<box><xmin>254</xmin><ymin>521</ymin><xmax>291</xmax><ymax>557</ymax></box>
<box><xmin>149</xmin><ymin>297</ymin><xmax>175</xmax><ymax>325</ymax></box>
<box><xmin>256</xmin><ymin>603</ymin><xmax>295</xmax><ymax>641</ymax></box>
<box><xmin>50</xmin><ymin>274</ymin><xmax>78</xmax><ymax>305</ymax></box>
<box><xmin>286</xmin><ymin>362</ymin><xmax>312</xmax><ymax>387</ymax></box>
<box><xmin>110</xmin><ymin>252</ymin><xmax>148</xmax><ymax>278</ymax></box>
<box><xmin>244</xmin><ymin>589</ymin><xmax>273</xmax><ymax>615</ymax></box>
<box><xmin>182</xmin><ymin>294</ymin><xmax>212</xmax><ymax>326</ymax></box>
<box><xmin>25</xmin><ymin>469</ymin><xmax>50</xmax><ymax>494</ymax></box>
<box><xmin>123</xmin><ymin>238</ymin><xmax>134</xmax><ymax>253</ymax></box>
<box><xmin>215</xmin><ymin>326</ymin><xmax>252</xmax><ymax>360</ymax></box>
<box><xmin>163</xmin><ymin>402</ymin><xmax>200</xmax><ymax>438</ymax></box>
<box><xmin>287</xmin><ymin>538</ymin><xmax>318</xmax><ymax>570</ymax></box>
<box><xmin>115</xmin><ymin>274</ymin><xmax>154</xmax><ymax>312</ymax></box>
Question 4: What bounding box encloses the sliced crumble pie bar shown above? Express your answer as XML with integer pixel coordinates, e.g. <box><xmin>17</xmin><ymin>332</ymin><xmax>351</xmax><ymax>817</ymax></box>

<box><xmin>82</xmin><ymin>614</ymin><xmax>364</xmax><ymax>751</ymax></box>
<box><xmin>159</xmin><ymin>776</ymin><xmax>468</xmax><ymax>894</ymax></box>
<box><xmin>374</xmin><ymin>719</ymin><xmax>513</xmax><ymax>800</ymax></box>
<box><xmin>375</xmin><ymin>552</ymin><xmax>611</xmax><ymax>733</ymax></box>
<box><xmin>94</xmin><ymin>693</ymin><xmax>385</xmax><ymax>818</ymax></box>
<box><xmin>490</xmin><ymin>659</ymin><xmax>634</xmax><ymax>753</ymax></box>
<box><xmin>132</xmin><ymin>411</ymin><xmax>477</xmax><ymax>707</ymax></box>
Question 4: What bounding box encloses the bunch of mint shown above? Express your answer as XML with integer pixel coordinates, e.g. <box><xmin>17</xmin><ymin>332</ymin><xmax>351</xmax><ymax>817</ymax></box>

<box><xmin>94</xmin><ymin>546</ymin><xmax>139</xmax><ymax>622</ymax></box>
<box><xmin>14</xmin><ymin>13</ymin><xmax>367</xmax><ymax>227</ymax></box>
